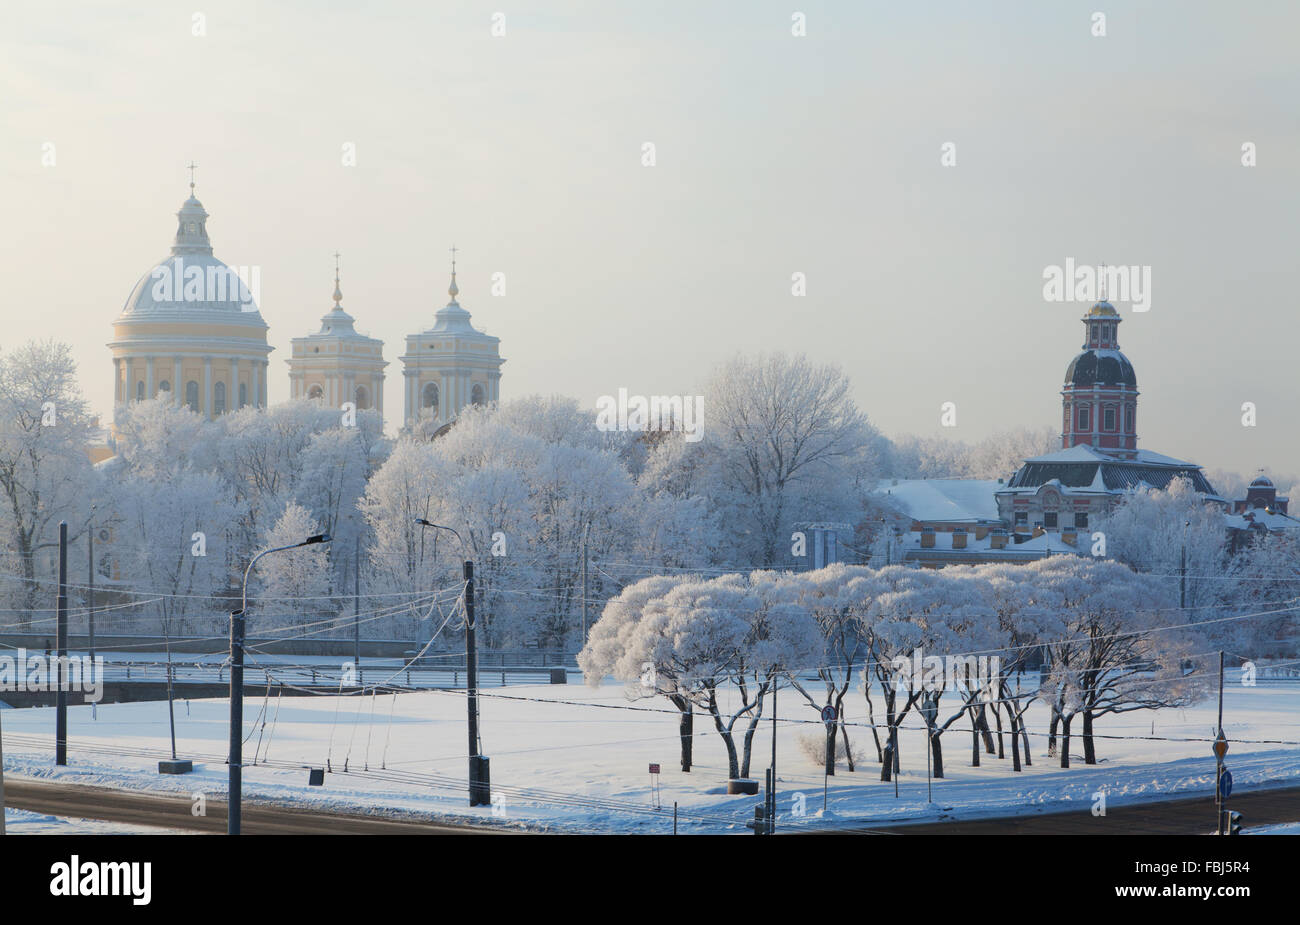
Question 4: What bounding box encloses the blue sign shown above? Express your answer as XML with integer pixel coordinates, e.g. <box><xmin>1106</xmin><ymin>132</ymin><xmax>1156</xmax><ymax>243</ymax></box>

<box><xmin>1218</xmin><ymin>768</ymin><xmax>1233</xmax><ymax>800</ymax></box>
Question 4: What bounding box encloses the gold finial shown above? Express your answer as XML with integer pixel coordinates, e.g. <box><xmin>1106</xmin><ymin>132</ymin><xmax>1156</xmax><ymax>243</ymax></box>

<box><xmin>332</xmin><ymin>251</ymin><xmax>343</xmax><ymax>307</ymax></box>
<box><xmin>187</xmin><ymin>160</ymin><xmax>198</xmax><ymax>194</ymax></box>
<box><xmin>448</xmin><ymin>244</ymin><xmax>459</xmax><ymax>300</ymax></box>
<box><xmin>1099</xmin><ymin>261</ymin><xmax>1108</xmax><ymax>302</ymax></box>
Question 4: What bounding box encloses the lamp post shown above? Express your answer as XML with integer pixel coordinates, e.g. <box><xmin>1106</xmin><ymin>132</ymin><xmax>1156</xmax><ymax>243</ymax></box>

<box><xmin>414</xmin><ymin>518</ymin><xmax>489</xmax><ymax>806</ymax></box>
<box><xmin>228</xmin><ymin>532</ymin><xmax>330</xmax><ymax>835</ymax></box>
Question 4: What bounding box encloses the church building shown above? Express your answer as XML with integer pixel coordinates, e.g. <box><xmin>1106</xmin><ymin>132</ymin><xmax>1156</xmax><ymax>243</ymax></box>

<box><xmin>286</xmin><ymin>256</ymin><xmax>387</xmax><ymax>414</ymax></box>
<box><xmin>108</xmin><ymin>175</ymin><xmax>272</xmax><ymax>426</ymax></box>
<box><xmin>399</xmin><ymin>252</ymin><xmax>504</xmax><ymax>429</ymax></box>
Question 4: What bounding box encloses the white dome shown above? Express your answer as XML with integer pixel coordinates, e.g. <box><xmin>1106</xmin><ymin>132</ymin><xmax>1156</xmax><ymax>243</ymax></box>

<box><xmin>119</xmin><ymin>192</ymin><xmax>265</xmax><ymax>321</ymax></box>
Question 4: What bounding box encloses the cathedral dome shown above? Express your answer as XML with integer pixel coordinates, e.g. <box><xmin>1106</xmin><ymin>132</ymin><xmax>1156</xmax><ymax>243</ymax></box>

<box><xmin>1250</xmin><ymin>475</ymin><xmax>1274</xmax><ymax>488</ymax></box>
<box><xmin>119</xmin><ymin>192</ymin><xmax>264</xmax><ymax>320</ymax></box>
<box><xmin>1064</xmin><ymin>349</ymin><xmax>1136</xmax><ymax>388</ymax></box>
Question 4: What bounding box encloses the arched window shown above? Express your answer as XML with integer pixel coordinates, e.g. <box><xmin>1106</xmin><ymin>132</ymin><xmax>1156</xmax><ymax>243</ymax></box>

<box><xmin>214</xmin><ymin>381</ymin><xmax>227</xmax><ymax>415</ymax></box>
<box><xmin>135</xmin><ymin>380</ymin><xmax>145</xmax><ymax>401</ymax></box>
<box><xmin>1077</xmin><ymin>405</ymin><xmax>1090</xmax><ymax>431</ymax></box>
<box><xmin>158</xmin><ymin>380</ymin><xmax>170</xmax><ymax>396</ymax></box>
<box><xmin>422</xmin><ymin>382</ymin><xmax>439</xmax><ymax>410</ymax></box>
<box><xmin>307</xmin><ymin>384</ymin><xmax>324</xmax><ymax>401</ymax></box>
<box><xmin>355</xmin><ymin>385</ymin><xmax>369</xmax><ymax>410</ymax></box>
<box><xmin>471</xmin><ymin>384</ymin><xmax>485</xmax><ymax>406</ymax></box>
<box><xmin>239</xmin><ymin>383</ymin><xmax>248</xmax><ymax>408</ymax></box>
<box><xmin>185</xmin><ymin>381</ymin><xmax>200</xmax><ymax>412</ymax></box>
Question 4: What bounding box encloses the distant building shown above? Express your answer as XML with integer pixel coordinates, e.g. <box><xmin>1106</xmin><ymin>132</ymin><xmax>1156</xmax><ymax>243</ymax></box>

<box><xmin>287</xmin><ymin>257</ymin><xmax>387</xmax><ymax>417</ymax></box>
<box><xmin>399</xmin><ymin>255</ymin><xmax>504</xmax><ymax>430</ymax></box>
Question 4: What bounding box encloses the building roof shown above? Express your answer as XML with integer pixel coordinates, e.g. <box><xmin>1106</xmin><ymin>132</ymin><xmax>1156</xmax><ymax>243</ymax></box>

<box><xmin>900</xmin><ymin>527</ymin><xmax>1086</xmax><ymax>563</ymax></box>
<box><xmin>874</xmin><ymin>479</ymin><xmax>1003</xmax><ymax>524</ymax></box>
<box><xmin>120</xmin><ymin>191</ymin><xmax>266</xmax><ymax>322</ymax></box>
<box><xmin>1064</xmin><ymin>348</ymin><xmax>1137</xmax><ymax>388</ymax></box>
<box><xmin>1004</xmin><ymin>445</ymin><xmax>1220</xmax><ymax>497</ymax></box>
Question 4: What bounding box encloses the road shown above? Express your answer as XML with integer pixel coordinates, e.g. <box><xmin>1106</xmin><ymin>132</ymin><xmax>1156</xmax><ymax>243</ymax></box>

<box><xmin>839</xmin><ymin>784</ymin><xmax>1300</xmax><ymax>835</ymax></box>
<box><xmin>3</xmin><ymin>778</ymin><xmax>513</xmax><ymax>835</ymax></box>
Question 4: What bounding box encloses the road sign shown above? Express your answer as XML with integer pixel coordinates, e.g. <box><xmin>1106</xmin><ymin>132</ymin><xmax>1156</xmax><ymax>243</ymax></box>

<box><xmin>1213</xmin><ymin>731</ymin><xmax>1229</xmax><ymax>760</ymax></box>
<box><xmin>1218</xmin><ymin>768</ymin><xmax>1233</xmax><ymax>800</ymax></box>
<box><xmin>820</xmin><ymin>705</ymin><xmax>837</xmax><ymax>724</ymax></box>
<box><xmin>648</xmin><ymin>763</ymin><xmax>660</xmax><ymax>774</ymax></box>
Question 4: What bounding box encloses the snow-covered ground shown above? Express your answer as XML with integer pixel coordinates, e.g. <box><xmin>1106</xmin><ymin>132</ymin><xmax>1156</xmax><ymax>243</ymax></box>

<box><xmin>1</xmin><ymin>680</ymin><xmax>1297</xmax><ymax>833</ymax></box>
<box><xmin>3</xmin><ymin>807</ymin><xmax>182</xmax><ymax>835</ymax></box>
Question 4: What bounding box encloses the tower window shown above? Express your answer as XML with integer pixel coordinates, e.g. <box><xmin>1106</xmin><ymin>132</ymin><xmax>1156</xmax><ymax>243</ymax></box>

<box><xmin>159</xmin><ymin>380</ymin><xmax>170</xmax><ymax>394</ymax></box>
<box><xmin>1077</xmin><ymin>406</ymin><xmax>1090</xmax><ymax>431</ymax></box>
<box><xmin>422</xmin><ymin>382</ymin><xmax>439</xmax><ymax>410</ymax></box>
<box><xmin>214</xmin><ymin>381</ymin><xmax>227</xmax><ymax>415</ymax></box>
<box><xmin>1103</xmin><ymin>407</ymin><xmax>1115</xmax><ymax>431</ymax></box>
<box><xmin>471</xmin><ymin>384</ymin><xmax>485</xmax><ymax>406</ymax></box>
<box><xmin>1044</xmin><ymin>512</ymin><xmax>1058</xmax><ymax>528</ymax></box>
<box><xmin>135</xmin><ymin>380</ymin><xmax>144</xmax><ymax>401</ymax></box>
<box><xmin>185</xmin><ymin>381</ymin><xmax>200</xmax><ymax>412</ymax></box>
<box><xmin>355</xmin><ymin>385</ymin><xmax>369</xmax><ymax>410</ymax></box>
<box><xmin>308</xmin><ymin>384</ymin><xmax>324</xmax><ymax>400</ymax></box>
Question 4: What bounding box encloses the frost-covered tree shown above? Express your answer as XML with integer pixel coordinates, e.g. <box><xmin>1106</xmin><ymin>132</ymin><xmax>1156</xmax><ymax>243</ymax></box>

<box><xmin>255</xmin><ymin>502</ymin><xmax>332</xmax><ymax>625</ymax></box>
<box><xmin>707</xmin><ymin>352</ymin><xmax>882</xmax><ymax>567</ymax></box>
<box><xmin>0</xmin><ymin>341</ymin><xmax>95</xmax><ymax>626</ymax></box>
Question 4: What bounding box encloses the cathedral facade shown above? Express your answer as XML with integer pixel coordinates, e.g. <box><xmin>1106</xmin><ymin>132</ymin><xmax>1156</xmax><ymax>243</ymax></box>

<box><xmin>108</xmin><ymin>184</ymin><xmax>272</xmax><ymax>425</ymax></box>
<box><xmin>111</xmin><ymin>177</ymin><xmax>503</xmax><ymax>434</ymax></box>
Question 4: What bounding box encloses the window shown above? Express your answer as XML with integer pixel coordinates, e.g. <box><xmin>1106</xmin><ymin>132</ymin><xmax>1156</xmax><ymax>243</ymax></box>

<box><xmin>135</xmin><ymin>380</ymin><xmax>144</xmax><ymax>401</ymax></box>
<box><xmin>1075</xmin><ymin>512</ymin><xmax>1089</xmax><ymax>528</ymax></box>
<box><xmin>214</xmin><ymin>381</ymin><xmax>226</xmax><ymax>415</ymax></box>
<box><xmin>1125</xmin><ymin>404</ymin><xmax>1135</xmax><ymax>433</ymax></box>
<box><xmin>1077</xmin><ymin>406</ymin><xmax>1090</xmax><ymax>431</ymax></box>
<box><xmin>185</xmin><ymin>381</ymin><xmax>200</xmax><ymax>412</ymax></box>
<box><xmin>1014</xmin><ymin>512</ymin><xmax>1027</xmax><ymax>525</ymax></box>
<box><xmin>1044</xmin><ymin>512</ymin><xmax>1058</xmax><ymax>528</ymax></box>
<box><xmin>307</xmin><ymin>384</ymin><xmax>324</xmax><ymax>400</ymax></box>
<box><xmin>158</xmin><ymin>380</ymin><xmax>170</xmax><ymax>395</ymax></box>
<box><xmin>239</xmin><ymin>383</ymin><xmax>247</xmax><ymax>408</ymax></box>
<box><xmin>422</xmin><ymin>382</ymin><xmax>439</xmax><ymax>410</ymax></box>
<box><xmin>471</xmin><ymin>384</ymin><xmax>485</xmax><ymax>406</ymax></box>
<box><xmin>1103</xmin><ymin>407</ymin><xmax>1115</xmax><ymax>431</ymax></box>
<box><xmin>355</xmin><ymin>385</ymin><xmax>369</xmax><ymax>410</ymax></box>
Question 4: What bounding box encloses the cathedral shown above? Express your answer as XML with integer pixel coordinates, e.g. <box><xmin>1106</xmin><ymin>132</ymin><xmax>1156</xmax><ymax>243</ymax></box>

<box><xmin>109</xmin><ymin>176</ymin><xmax>503</xmax><ymax>434</ymax></box>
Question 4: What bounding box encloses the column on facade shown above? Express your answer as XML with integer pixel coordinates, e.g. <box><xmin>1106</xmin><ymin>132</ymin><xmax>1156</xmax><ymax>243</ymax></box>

<box><xmin>173</xmin><ymin>357</ymin><xmax>183</xmax><ymax>405</ymax></box>
<box><xmin>203</xmin><ymin>357</ymin><xmax>213</xmax><ymax>420</ymax></box>
<box><xmin>125</xmin><ymin>358</ymin><xmax>136</xmax><ymax>402</ymax></box>
<box><xmin>113</xmin><ymin>358</ymin><xmax>122</xmax><ymax>403</ymax></box>
<box><xmin>229</xmin><ymin>357</ymin><xmax>239</xmax><ymax>410</ymax></box>
<box><xmin>145</xmin><ymin>357</ymin><xmax>155</xmax><ymax>399</ymax></box>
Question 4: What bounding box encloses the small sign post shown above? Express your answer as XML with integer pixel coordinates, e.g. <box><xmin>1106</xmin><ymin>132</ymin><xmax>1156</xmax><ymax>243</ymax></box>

<box><xmin>649</xmin><ymin>762</ymin><xmax>661</xmax><ymax>810</ymax></box>
<box><xmin>1213</xmin><ymin>730</ymin><xmax>1229</xmax><ymax>834</ymax></box>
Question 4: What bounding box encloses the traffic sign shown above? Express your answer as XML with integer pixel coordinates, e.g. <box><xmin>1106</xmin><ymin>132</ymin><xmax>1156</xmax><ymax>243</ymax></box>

<box><xmin>648</xmin><ymin>763</ymin><xmax>660</xmax><ymax>774</ymax></box>
<box><xmin>1218</xmin><ymin>768</ymin><xmax>1233</xmax><ymax>800</ymax></box>
<box><xmin>820</xmin><ymin>705</ymin><xmax>837</xmax><ymax>724</ymax></box>
<box><xmin>1213</xmin><ymin>731</ymin><xmax>1229</xmax><ymax>760</ymax></box>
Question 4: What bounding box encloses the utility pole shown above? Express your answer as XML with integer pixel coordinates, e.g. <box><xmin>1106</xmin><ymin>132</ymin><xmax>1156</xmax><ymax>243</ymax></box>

<box><xmin>228</xmin><ymin>608</ymin><xmax>245</xmax><ymax>835</ymax></box>
<box><xmin>767</xmin><ymin>676</ymin><xmax>777</xmax><ymax>834</ymax></box>
<box><xmin>353</xmin><ymin>534</ymin><xmax>361</xmax><ymax>674</ymax></box>
<box><xmin>87</xmin><ymin>528</ymin><xmax>96</xmax><ymax>662</ymax></box>
<box><xmin>1180</xmin><ymin>520</ymin><xmax>1189</xmax><ymax>610</ymax></box>
<box><xmin>1215</xmin><ymin>651</ymin><xmax>1226</xmax><ymax>835</ymax></box>
<box><xmin>465</xmin><ymin>559</ymin><xmax>490</xmax><ymax>806</ymax></box>
<box><xmin>55</xmin><ymin>521</ymin><xmax>68</xmax><ymax>766</ymax></box>
<box><xmin>581</xmin><ymin>525</ymin><xmax>589</xmax><ymax>650</ymax></box>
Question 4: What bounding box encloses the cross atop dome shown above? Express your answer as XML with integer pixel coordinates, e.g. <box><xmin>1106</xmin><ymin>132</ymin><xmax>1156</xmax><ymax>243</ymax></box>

<box><xmin>187</xmin><ymin>160</ymin><xmax>198</xmax><ymax>195</ymax></box>
<box><xmin>332</xmin><ymin>251</ymin><xmax>343</xmax><ymax>308</ymax></box>
<box><xmin>448</xmin><ymin>244</ymin><xmax>459</xmax><ymax>303</ymax></box>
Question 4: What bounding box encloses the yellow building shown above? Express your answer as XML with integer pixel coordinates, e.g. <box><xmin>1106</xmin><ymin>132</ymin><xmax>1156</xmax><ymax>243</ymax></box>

<box><xmin>400</xmin><ymin>255</ymin><xmax>504</xmax><ymax>428</ymax></box>
<box><xmin>108</xmin><ymin>180</ymin><xmax>272</xmax><ymax>426</ymax></box>
<box><xmin>287</xmin><ymin>257</ymin><xmax>387</xmax><ymax>416</ymax></box>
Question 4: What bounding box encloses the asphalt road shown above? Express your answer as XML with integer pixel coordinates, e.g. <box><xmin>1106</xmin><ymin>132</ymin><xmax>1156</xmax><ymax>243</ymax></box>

<box><xmin>3</xmin><ymin>778</ymin><xmax>512</xmax><ymax>835</ymax></box>
<box><xmin>845</xmin><ymin>784</ymin><xmax>1300</xmax><ymax>835</ymax></box>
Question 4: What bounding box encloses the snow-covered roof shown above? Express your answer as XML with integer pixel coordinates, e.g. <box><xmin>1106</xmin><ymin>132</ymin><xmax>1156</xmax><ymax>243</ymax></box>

<box><xmin>874</xmin><ymin>479</ymin><xmax>1002</xmax><ymax>524</ymax></box>
<box><xmin>1022</xmin><ymin>445</ymin><xmax>1196</xmax><ymax>468</ymax></box>
<box><xmin>1224</xmin><ymin>510</ymin><xmax>1300</xmax><ymax>532</ymax></box>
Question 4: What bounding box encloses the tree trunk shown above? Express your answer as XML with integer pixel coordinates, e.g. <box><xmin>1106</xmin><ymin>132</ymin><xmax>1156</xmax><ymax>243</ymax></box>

<box><xmin>1047</xmin><ymin>708</ymin><xmax>1060</xmax><ymax>758</ymax></box>
<box><xmin>1082</xmin><ymin>709</ymin><xmax>1096</xmax><ymax>765</ymax></box>
<box><xmin>1022</xmin><ymin>721</ymin><xmax>1032</xmax><ymax>766</ymax></box>
<box><xmin>970</xmin><ymin>713</ymin><xmax>981</xmax><ymax>768</ymax></box>
<box><xmin>838</xmin><ymin>716</ymin><xmax>855</xmax><ymax>772</ymax></box>
<box><xmin>931</xmin><ymin>728</ymin><xmax>944</xmax><ymax>779</ymax></box>
<box><xmin>1009</xmin><ymin>710</ymin><xmax>1022</xmax><ymax>772</ymax></box>
<box><xmin>674</xmin><ymin>698</ymin><xmax>693</xmax><ymax>772</ymax></box>
<box><xmin>976</xmin><ymin>703</ymin><xmax>995</xmax><ymax>754</ymax></box>
<box><xmin>1059</xmin><ymin>714</ymin><xmax>1073</xmax><ymax>769</ymax></box>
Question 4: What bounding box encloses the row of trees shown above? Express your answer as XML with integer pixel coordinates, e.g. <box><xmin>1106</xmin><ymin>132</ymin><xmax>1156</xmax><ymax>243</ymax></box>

<box><xmin>580</xmin><ymin>557</ymin><xmax>1215</xmax><ymax>782</ymax></box>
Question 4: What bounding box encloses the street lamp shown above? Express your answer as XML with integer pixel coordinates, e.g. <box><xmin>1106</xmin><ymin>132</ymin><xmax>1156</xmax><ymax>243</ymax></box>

<box><xmin>413</xmin><ymin>518</ymin><xmax>490</xmax><ymax>807</ymax></box>
<box><xmin>228</xmin><ymin>532</ymin><xmax>330</xmax><ymax>836</ymax></box>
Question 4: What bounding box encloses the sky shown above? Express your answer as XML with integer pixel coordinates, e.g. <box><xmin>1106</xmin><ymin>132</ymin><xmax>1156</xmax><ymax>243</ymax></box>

<box><xmin>1</xmin><ymin>0</ymin><xmax>1297</xmax><ymax>476</ymax></box>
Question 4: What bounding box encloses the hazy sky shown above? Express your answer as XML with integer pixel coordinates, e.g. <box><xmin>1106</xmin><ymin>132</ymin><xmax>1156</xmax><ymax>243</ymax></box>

<box><xmin>2</xmin><ymin>1</ymin><xmax>1297</xmax><ymax>476</ymax></box>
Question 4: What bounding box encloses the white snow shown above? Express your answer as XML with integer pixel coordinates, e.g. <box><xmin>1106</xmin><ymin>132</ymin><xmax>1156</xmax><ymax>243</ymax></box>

<box><xmin>2</xmin><ymin>678</ymin><xmax>1297</xmax><ymax>834</ymax></box>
